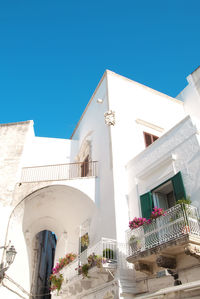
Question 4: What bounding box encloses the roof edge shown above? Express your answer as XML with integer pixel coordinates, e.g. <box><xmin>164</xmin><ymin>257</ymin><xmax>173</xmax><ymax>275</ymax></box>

<box><xmin>106</xmin><ymin>69</ymin><xmax>183</xmax><ymax>105</ymax></box>
<box><xmin>70</xmin><ymin>69</ymin><xmax>183</xmax><ymax>139</ymax></box>
<box><xmin>70</xmin><ymin>70</ymin><xmax>108</xmax><ymax>139</ymax></box>
<box><xmin>0</xmin><ymin>120</ymin><xmax>34</xmax><ymax>127</ymax></box>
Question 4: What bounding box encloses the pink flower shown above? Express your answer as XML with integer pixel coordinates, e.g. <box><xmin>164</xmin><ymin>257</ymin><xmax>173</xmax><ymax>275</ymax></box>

<box><xmin>129</xmin><ymin>217</ymin><xmax>149</xmax><ymax>229</ymax></box>
<box><xmin>150</xmin><ymin>207</ymin><xmax>165</xmax><ymax>219</ymax></box>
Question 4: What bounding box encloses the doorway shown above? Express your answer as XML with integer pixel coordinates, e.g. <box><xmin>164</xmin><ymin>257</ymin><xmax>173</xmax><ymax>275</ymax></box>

<box><xmin>31</xmin><ymin>230</ymin><xmax>57</xmax><ymax>299</ymax></box>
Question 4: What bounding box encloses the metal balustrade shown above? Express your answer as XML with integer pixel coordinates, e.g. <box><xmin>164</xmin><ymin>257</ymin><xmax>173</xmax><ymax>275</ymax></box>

<box><xmin>126</xmin><ymin>204</ymin><xmax>200</xmax><ymax>257</ymax></box>
<box><xmin>20</xmin><ymin>161</ymin><xmax>98</xmax><ymax>183</ymax></box>
<box><xmin>62</xmin><ymin>238</ymin><xmax>117</xmax><ymax>282</ymax></box>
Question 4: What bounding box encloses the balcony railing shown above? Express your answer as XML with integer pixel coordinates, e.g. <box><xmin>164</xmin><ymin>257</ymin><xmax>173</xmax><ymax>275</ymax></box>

<box><xmin>61</xmin><ymin>238</ymin><xmax>117</xmax><ymax>282</ymax></box>
<box><xmin>127</xmin><ymin>204</ymin><xmax>200</xmax><ymax>257</ymax></box>
<box><xmin>20</xmin><ymin>161</ymin><xmax>98</xmax><ymax>183</ymax></box>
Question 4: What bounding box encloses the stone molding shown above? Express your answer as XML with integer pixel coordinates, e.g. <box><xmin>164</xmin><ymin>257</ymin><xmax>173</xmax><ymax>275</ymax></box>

<box><xmin>185</xmin><ymin>243</ymin><xmax>200</xmax><ymax>261</ymax></box>
<box><xmin>156</xmin><ymin>255</ymin><xmax>176</xmax><ymax>269</ymax></box>
<box><xmin>104</xmin><ymin>110</ymin><xmax>115</xmax><ymax>126</ymax></box>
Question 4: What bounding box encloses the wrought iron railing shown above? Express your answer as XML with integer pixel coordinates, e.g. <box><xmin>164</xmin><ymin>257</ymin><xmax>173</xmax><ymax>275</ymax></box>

<box><xmin>20</xmin><ymin>161</ymin><xmax>98</xmax><ymax>183</ymax></box>
<box><xmin>126</xmin><ymin>204</ymin><xmax>200</xmax><ymax>257</ymax></box>
<box><xmin>62</xmin><ymin>238</ymin><xmax>117</xmax><ymax>282</ymax></box>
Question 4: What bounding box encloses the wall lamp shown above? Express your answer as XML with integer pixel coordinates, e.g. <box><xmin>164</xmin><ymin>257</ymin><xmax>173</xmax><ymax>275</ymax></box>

<box><xmin>0</xmin><ymin>244</ymin><xmax>17</xmax><ymax>283</ymax></box>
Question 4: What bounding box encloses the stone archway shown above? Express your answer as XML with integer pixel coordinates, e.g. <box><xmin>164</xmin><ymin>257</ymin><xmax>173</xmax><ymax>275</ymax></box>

<box><xmin>22</xmin><ymin>185</ymin><xmax>97</xmax><ymax>287</ymax></box>
<box><xmin>5</xmin><ymin>184</ymin><xmax>98</xmax><ymax>298</ymax></box>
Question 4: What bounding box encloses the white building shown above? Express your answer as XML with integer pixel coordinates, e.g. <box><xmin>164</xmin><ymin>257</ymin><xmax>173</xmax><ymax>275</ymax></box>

<box><xmin>0</xmin><ymin>68</ymin><xmax>200</xmax><ymax>299</ymax></box>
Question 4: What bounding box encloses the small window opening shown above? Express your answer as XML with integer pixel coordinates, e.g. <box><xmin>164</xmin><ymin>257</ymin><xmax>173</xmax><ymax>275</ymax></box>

<box><xmin>144</xmin><ymin>132</ymin><xmax>159</xmax><ymax>147</ymax></box>
<box><xmin>152</xmin><ymin>181</ymin><xmax>176</xmax><ymax>210</ymax></box>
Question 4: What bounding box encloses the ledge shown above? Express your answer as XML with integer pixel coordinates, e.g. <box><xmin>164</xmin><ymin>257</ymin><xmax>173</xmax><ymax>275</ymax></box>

<box><xmin>127</xmin><ymin>235</ymin><xmax>200</xmax><ymax>272</ymax></box>
<box><xmin>136</xmin><ymin>153</ymin><xmax>176</xmax><ymax>180</ymax></box>
<box><xmin>133</xmin><ymin>280</ymin><xmax>200</xmax><ymax>299</ymax></box>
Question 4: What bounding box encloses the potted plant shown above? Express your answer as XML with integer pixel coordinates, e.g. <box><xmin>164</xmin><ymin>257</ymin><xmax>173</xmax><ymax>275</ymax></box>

<box><xmin>150</xmin><ymin>207</ymin><xmax>165</xmax><ymax>220</ymax></box>
<box><xmin>177</xmin><ymin>197</ymin><xmax>192</xmax><ymax>234</ymax></box>
<box><xmin>77</xmin><ymin>253</ymin><xmax>104</xmax><ymax>278</ymax></box>
<box><xmin>176</xmin><ymin>197</ymin><xmax>191</xmax><ymax>206</ymax></box>
<box><xmin>103</xmin><ymin>248</ymin><xmax>114</xmax><ymax>260</ymax></box>
<box><xmin>81</xmin><ymin>233</ymin><xmax>89</xmax><ymax>252</ymax></box>
<box><xmin>129</xmin><ymin>217</ymin><xmax>149</xmax><ymax>230</ymax></box>
<box><xmin>50</xmin><ymin>252</ymin><xmax>77</xmax><ymax>294</ymax></box>
<box><xmin>50</xmin><ymin>273</ymin><xmax>64</xmax><ymax>295</ymax></box>
<box><xmin>128</xmin><ymin>235</ymin><xmax>141</xmax><ymax>251</ymax></box>
<box><xmin>81</xmin><ymin>263</ymin><xmax>90</xmax><ymax>278</ymax></box>
<box><xmin>177</xmin><ymin>197</ymin><xmax>191</xmax><ymax>214</ymax></box>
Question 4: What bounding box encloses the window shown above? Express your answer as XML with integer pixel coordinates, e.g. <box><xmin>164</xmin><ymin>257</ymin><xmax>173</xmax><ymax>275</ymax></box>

<box><xmin>140</xmin><ymin>172</ymin><xmax>186</xmax><ymax>218</ymax></box>
<box><xmin>152</xmin><ymin>181</ymin><xmax>176</xmax><ymax>210</ymax></box>
<box><xmin>80</xmin><ymin>233</ymin><xmax>89</xmax><ymax>253</ymax></box>
<box><xmin>143</xmin><ymin>132</ymin><xmax>159</xmax><ymax>147</ymax></box>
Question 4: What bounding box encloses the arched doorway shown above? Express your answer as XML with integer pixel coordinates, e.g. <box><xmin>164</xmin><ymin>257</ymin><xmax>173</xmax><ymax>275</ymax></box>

<box><xmin>21</xmin><ymin>184</ymin><xmax>98</xmax><ymax>296</ymax></box>
<box><xmin>31</xmin><ymin>230</ymin><xmax>57</xmax><ymax>299</ymax></box>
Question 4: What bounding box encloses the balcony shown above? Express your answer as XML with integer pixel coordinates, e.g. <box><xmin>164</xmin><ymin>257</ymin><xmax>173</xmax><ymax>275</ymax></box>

<box><xmin>56</xmin><ymin>238</ymin><xmax>117</xmax><ymax>297</ymax></box>
<box><xmin>126</xmin><ymin>204</ymin><xmax>200</xmax><ymax>274</ymax></box>
<box><xmin>20</xmin><ymin>161</ymin><xmax>98</xmax><ymax>183</ymax></box>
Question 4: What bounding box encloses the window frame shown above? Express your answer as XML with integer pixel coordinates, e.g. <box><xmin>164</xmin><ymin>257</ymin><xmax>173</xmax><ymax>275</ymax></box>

<box><xmin>140</xmin><ymin>172</ymin><xmax>186</xmax><ymax>218</ymax></box>
<box><xmin>143</xmin><ymin>131</ymin><xmax>159</xmax><ymax>147</ymax></box>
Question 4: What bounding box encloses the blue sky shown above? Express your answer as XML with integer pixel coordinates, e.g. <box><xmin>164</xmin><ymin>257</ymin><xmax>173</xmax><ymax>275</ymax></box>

<box><xmin>0</xmin><ymin>0</ymin><xmax>199</xmax><ymax>138</ymax></box>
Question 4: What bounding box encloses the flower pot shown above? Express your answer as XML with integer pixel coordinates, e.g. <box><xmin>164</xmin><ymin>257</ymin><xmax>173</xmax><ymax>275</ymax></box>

<box><xmin>129</xmin><ymin>240</ymin><xmax>141</xmax><ymax>252</ymax></box>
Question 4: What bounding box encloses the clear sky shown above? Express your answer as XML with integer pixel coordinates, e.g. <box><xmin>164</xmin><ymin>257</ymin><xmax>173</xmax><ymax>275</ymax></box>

<box><xmin>0</xmin><ymin>0</ymin><xmax>199</xmax><ymax>138</ymax></box>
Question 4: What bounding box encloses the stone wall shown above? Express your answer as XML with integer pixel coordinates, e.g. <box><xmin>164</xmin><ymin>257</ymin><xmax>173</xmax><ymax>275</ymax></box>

<box><xmin>0</xmin><ymin>121</ymin><xmax>33</xmax><ymax>204</ymax></box>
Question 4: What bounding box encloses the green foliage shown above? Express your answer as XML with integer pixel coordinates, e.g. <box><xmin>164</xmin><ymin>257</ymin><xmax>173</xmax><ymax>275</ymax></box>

<box><xmin>81</xmin><ymin>233</ymin><xmax>89</xmax><ymax>246</ymax></box>
<box><xmin>49</xmin><ymin>274</ymin><xmax>64</xmax><ymax>295</ymax></box>
<box><xmin>128</xmin><ymin>235</ymin><xmax>136</xmax><ymax>244</ymax></box>
<box><xmin>50</xmin><ymin>252</ymin><xmax>77</xmax><ymax>294</ymax></box>
<box><xmin>176</xmin><ymin>197</ymin><xmax>191</xmax><ymax>205</ymax></box>
<box><xmin>81</xmin><ymin>263</ymin><xmax>90</xmax><ymax>278</ymax></box>
<box><xmin>77</xmin><ymin>253</ymin><xmax>106</xmax><ymax>278</ymax></box>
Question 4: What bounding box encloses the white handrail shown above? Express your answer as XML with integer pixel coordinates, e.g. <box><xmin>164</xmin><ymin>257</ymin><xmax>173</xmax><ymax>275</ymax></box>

<box><xmin>20</xmin><ymin>161</ymin><xmax>98</xmax><ymax>183</ymax></box>
<box><xmin>61</xmin><ymin>238</ymin><xmax>117</xmax><ymax>282</ymax></box>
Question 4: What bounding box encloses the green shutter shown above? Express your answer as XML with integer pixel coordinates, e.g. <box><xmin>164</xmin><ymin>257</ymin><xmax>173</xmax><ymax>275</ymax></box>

<box><xmin>140</xmin><ymin>192</ymin><xmax>153</xmax><ymax>219</ymax></box>
<box><xmin>172</xmin><ymin>172</ymin><xmax>186</xmax><ymax>202</ymax></box>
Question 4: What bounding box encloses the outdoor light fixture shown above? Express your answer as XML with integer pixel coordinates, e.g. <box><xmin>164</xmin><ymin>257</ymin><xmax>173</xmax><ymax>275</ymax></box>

<box><xmin>0</xmin><ymin>243</ymin><xmax>17</xmax><ymax>282</ymax></box>
<box><xmin>97</xmin><ymin>98</ymin><xmax>103</xmax><ymax>104</ymax></box>
<box><xmin>6</xmin><ymin>245</ymin><xmax>17</xmax><ymax>266</ymax></box>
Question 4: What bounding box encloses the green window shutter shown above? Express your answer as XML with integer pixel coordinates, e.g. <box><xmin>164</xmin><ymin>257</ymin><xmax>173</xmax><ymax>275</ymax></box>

<box><xmin>172</xmin><ymin>172</ymin><xmax>186</xmax><ymax>202</ymax></box>
<box><xmin>140</xmin><ymin>192</ymin><xmax>153</xmax><ymax>219</ymax></box>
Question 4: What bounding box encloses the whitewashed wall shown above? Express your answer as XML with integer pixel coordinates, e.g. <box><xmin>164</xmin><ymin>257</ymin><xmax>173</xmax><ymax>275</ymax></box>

<box><xmin>106</xmin><ymin>71</ymin><xmax>185</xmax><ymax>241</ymax></box>
<box><xmin>126</xmin><ymin>116</ymin><xmax>200</xmax><ymax>220</ymax></box>
<box><xmin>1</xmin><ymin>69</ymin><xmax>199</xmax><ymax>299</ymax></box>
<box><xmin>71</xmin><ymin>73</ymin><xmax>116</xmax><ymax>242</ymax></box>
<box><xmin>0</xmin><ymin>120</ymin><xmax>98</xmax><ymax>299</ymax></box>
<box><xmin>22</xmin><ymin>136</ymin><xmax>77</xmax><ymax>167</ymax></box>
<box><xmin>0</xmin><ymin>121</ymin><xmax>34</xmax><ymax>298</ymax></box>
<box><xmin>177</xmin><ymin>66</ymin><xmax>200</xmax><ymax>121</ymax></box>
